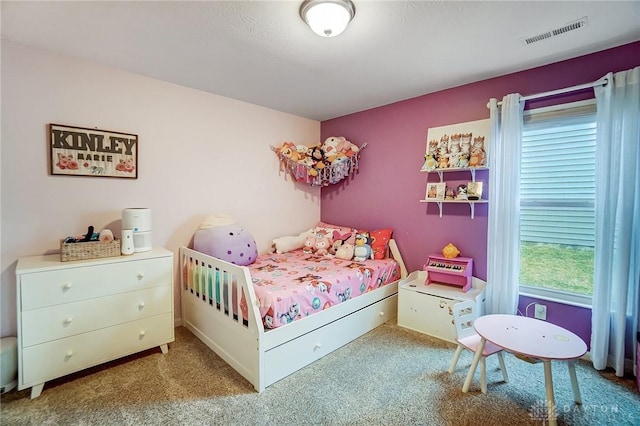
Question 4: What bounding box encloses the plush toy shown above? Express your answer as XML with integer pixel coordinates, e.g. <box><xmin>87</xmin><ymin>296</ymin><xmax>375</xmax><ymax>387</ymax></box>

<box><xmin>307</xmin><ymin>145</ymin><xmax>326</xmax><ymax>177</ymax></box>
<box><xmin>442</xmin><ymin>243</ymin><xmax>460</xmax><ymax>258</ymax></box>
<box><xmin>278</xmin><ymin>142</ymin><xmax>299</xmax><ymax>162</ymax></box>
<box><xmin>353</xmin><ymin>231</ymin><xmax>374</xmax><ymax>262</ymax></box>
<box><xmin>321</xmin><ymin>137</ymin><xmax>341</xmax><ymax>163</ymax></box>
<box><xmin>194</xmin><ymin>214</ymin><xmax>258</xmax><ymax>266</ymax></box>
<box><xmin>335</xmin><ymin>243</ymin><xmax>355</xmax><ymax>260</ymax></box>
<box><xmin>303</xmin><ymin>233</ymin><xmax>316</xmax><ymax>254</ymax></box>
<box><xmin>271</xmin><ymin>228</ymin><xmax>314</xmax><ymax>254</ymax></box>
<box><xmin>314</xmin><ymin>234</ymin><xmax>332</xmax><ymax>256</ymax></box>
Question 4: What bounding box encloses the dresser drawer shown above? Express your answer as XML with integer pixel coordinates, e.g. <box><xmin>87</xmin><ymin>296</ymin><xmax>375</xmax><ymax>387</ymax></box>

<box><xmin>20</xmin><ymin>257</ymin><xmax>172</xmax><ymax>310</ymax></box>
<box><xmin>21</xmin><ymin>313</ymin><xmax>174</xmax><ymax>387</ymax></box>
<box><xmin>21</xmin><ymin>286</ymin><xmax>172</xmax><ymax>347</ymax></box>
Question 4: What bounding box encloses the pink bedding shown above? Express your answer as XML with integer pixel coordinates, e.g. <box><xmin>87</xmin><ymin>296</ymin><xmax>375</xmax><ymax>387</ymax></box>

<box><xmin>249</xmin><ymin>249</ymin><xmax>401</xmax><ymax>329</ymax></box>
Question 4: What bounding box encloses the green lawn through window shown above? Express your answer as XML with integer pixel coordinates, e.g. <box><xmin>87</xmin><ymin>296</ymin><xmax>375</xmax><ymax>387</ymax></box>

<box><xmin>520</xmin><ymin>242</ymin><xmax>594</xmax><ymax>296</ymax></box>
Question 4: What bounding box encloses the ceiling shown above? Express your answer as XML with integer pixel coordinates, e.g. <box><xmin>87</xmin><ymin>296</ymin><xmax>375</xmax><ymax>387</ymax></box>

<box><xmin>2</xmin><ymin>1</ymin><xmax>639</xmax><ymax>121</ymax></box>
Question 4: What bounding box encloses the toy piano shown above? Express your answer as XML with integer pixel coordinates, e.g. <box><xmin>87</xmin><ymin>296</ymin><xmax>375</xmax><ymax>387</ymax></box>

<box><xmin>424</xmin><ymin>255</ymin><xmax>473</xmax><ymax>292</ymax></box>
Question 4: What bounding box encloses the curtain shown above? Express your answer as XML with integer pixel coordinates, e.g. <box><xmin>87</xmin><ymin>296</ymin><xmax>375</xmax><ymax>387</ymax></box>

<box><xmin>592</xmin><ymin>67</ymin><xmax>640</xmax><ymax>377</ymax></box>
<box><xmin>486</xmin><ymin>94</ymin><xmax>524</xmax><ymax>315</ymax></box>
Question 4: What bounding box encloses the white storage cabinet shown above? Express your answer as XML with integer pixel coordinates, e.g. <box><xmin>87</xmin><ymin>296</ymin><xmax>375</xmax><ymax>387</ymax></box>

<box><xmin>397</xmin><ymin>270</ymin><xmax>486</xmax><ymax>343</ymax></box>
<box><xmin>15</xmin><ymin>247</ymin><xmax>174</xmax><ymax>398</ymax></box>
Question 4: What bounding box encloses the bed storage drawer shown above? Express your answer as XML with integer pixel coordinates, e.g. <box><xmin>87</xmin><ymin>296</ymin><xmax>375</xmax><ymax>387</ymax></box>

<box><xmin>263</xmin><ymin>294</ymin><xmax>397</xmax><ymax>386</ymax></box>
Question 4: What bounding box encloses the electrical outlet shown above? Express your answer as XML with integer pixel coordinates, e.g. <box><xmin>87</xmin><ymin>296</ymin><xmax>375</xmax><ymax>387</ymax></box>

<box><xmin>534</xmin><ymin>303</ymin><xmax>547</xmax><ymax>320</ymax></box>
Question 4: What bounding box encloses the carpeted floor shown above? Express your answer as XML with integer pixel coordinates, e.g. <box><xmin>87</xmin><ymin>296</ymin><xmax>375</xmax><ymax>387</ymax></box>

<box><xmin>1</xmin><ymin>323</ymin><xmax>639</xmax><ymax>425</ymax></box>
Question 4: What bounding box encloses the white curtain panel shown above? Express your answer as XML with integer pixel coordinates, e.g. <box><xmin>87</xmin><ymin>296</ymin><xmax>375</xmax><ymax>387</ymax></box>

<box><xmin>592</xmin><ymin>66</ymin><xmax>640</xmax><ymax>377</ymax></box>
<box><xmin>486</xmin><ymin>94</ymin><xmax>524</xmax><ymax>315</ymax></box>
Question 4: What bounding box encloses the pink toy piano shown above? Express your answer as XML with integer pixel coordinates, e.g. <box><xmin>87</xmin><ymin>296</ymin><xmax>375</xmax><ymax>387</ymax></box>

<box><xmin>424</xmin><ymin>255</ymin><xmax>473</xmax><ymax>292</ymax></box>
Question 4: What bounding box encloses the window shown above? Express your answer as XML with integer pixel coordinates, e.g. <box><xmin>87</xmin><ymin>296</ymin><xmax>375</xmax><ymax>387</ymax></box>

<box><xmin>519</xmin><ymin>100</ymin><xmax>596</xmax><ymax>305</ymax></box>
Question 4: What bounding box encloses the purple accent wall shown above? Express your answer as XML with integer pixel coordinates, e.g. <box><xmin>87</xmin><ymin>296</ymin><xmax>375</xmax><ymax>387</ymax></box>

<box><xmin>320</xmin><ymin>41</ymin><xmax>640</xmax><ymax>343</ymax></box>
<box><xmin>518</xmin><ymin>296</ymin><xmax>592</xmax><ymax>349</ymax></box>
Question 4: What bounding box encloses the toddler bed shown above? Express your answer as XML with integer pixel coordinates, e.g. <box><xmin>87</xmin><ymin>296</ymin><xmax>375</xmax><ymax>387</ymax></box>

<box><xmin>180</xmin><ymin>234</ymin><xmax>407</xmax><ymax>392</ymax></box>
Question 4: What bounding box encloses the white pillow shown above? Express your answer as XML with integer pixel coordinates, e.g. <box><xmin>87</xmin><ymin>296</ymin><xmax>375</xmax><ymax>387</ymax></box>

<box><xmin>271</xmin><ymin>228</ymin><xmax>314</xmax><ymax>254</ymax></box>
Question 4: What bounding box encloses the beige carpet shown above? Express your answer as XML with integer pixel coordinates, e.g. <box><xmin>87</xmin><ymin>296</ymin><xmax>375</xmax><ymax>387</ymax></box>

<box><xmin>1</xmin><ymin>324</ymin><xmax>639</xmax><ymax>425</ymax></box>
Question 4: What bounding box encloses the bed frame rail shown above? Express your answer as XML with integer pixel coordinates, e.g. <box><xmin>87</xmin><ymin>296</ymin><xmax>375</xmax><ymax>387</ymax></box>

<box><xmin>180</xmin><ymin>247</ymin><xmax>264</xmax><ymax>388</ymax></box>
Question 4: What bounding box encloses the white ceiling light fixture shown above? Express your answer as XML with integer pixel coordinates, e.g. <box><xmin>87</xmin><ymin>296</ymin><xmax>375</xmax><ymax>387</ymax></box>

<box><xmin>300</xmin><ymin>0</ymin><xmax>356</xmax><ymax>38</ymax></box>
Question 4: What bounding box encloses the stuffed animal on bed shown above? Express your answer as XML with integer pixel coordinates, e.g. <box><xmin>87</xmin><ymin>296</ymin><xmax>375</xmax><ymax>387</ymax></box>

<box><xmin>314</xmin><ymin>230</ymin><xmax>332</xmax><ymax>256</ymax></box>
<box><xmin>194</xmin><ymin>214</ymin><xmax>258</xmax><ymax>266</ymax></box>
<box><xmin>335</xmin><ymin>242</ymin><xmax>355</xmax><ymax>260</ymax></box>
<box><xmin>353</xmin><ymin>231</ymin><xmax>374</xmax><ymax>262</ymax></box>
<box><xmin>303</xmin><ymin>233</ymin><xmax>316</xmax><ymax>254</ymax></box>
<box><xmin>271</xmin><ymin>228</ymin><xmax>314</xmax><ymax>254</ymax></box>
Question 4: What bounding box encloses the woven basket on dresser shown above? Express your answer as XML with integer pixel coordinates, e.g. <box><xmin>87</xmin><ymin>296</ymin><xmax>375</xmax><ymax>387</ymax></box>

<box><xmin>60</xmin><ymin>239</ymin><xmax>121</xmax><ymax>262</ymax></box>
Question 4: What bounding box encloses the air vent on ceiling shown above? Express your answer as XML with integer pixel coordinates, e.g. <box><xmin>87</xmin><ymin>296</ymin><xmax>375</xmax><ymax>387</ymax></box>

<box><xmin>522</xmin><ymin>17</ymin><xmax>588</xmax><ymax>45</ymax></box>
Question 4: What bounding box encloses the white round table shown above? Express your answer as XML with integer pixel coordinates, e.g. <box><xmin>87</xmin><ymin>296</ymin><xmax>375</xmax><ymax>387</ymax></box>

<box><xmin>462</xmin><ymin>314</ymin><xmax>587</xmax><ymax>426</ymax></box>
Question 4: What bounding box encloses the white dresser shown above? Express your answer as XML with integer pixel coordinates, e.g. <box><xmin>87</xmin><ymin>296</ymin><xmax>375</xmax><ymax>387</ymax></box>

<box><xmin>15</xmin><ymin>247</ymin><xmax>174</xmax><ymax>399</ymax></box>
<box><xmin>397</xmin><ymin>270</ymin><xmax>486</xmax><ymax>343</ymax></box>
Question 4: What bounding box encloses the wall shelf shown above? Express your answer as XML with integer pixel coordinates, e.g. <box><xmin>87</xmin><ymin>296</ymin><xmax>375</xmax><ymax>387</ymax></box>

<box><xmin>420</xmin><ymin>166</ymin><xmax>488</xmax><ymax>182</ymax></box>
<box><xmin>420</xmin><ymin>166</ymin><xmax>489</xmax><ymax>219</ymax></box>
<box><xmin>420</xmin><ymin>199</ymin><xmax>488</xmax><ymax>219</ymax></box>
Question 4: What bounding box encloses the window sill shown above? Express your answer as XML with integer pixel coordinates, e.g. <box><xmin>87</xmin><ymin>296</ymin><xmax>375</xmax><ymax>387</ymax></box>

<box><xmin>519</xmin><ymin>285</ymin><xmax>592</xmax><ymax>309</ymax></box>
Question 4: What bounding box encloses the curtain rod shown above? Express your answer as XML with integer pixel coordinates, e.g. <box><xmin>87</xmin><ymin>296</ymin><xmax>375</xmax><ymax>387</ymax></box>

<box><xmin>491</xmin><ymin>77</ymin><xmax>609</xmax><ymax>107</ymax></box>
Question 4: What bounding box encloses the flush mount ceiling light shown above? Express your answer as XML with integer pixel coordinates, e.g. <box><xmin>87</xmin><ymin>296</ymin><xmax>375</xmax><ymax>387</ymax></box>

<box><xmin>300</xmin><ymin>0</ymin><xmax>355</xmax><ymax>38</ymax></box>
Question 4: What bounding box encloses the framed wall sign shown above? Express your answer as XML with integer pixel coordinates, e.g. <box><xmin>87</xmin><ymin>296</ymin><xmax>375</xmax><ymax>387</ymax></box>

<box><xmin>49</xmin><ymin>123</ymin><xmax>138</xmax><ymax>179</ymax></box>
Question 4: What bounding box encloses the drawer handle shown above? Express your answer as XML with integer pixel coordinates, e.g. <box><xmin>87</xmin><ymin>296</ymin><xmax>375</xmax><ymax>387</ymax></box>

<box><xmin>138</xmin><ymin>302</ymin><xmax>145</xmax><ymax>310</ymax></box>
<box><xmin>137</xmin><ymin>273</ymin><xmax>145</xmax><ymax>280</ymax></box>
<box><xmin>62</xmin><ymin>283</ymin><xmax>73</xmax><ymax>291</ymax></box>
<box><xmin>139</xmin><ymin>330</ymin><xmax>146</xmax><ymax>338</ymax></box>
<box><xmin>379</xmin><ymin>311</ymin><xmax>385</xmax><ymax>316</ymax></box>
<box><xmin>66</xmin><ymin>350</ymin><xmax>74</xmax><ymax>358</ymax></box>
<box><xmin>313</xmin><ymin>343</ymin><xmax>322</xmax><ymax>350</ymax></box>
<box><xmin>63</xmin><ymin>317</ymin><xmax>73</xmax><ymax>325</ymax></box>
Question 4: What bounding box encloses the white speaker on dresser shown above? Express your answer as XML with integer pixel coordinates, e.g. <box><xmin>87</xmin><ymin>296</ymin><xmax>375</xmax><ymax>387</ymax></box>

<box><xmin>122</xmin><ymin>208</ymin><xmax>152</xmax><ymax>252</ymax></box>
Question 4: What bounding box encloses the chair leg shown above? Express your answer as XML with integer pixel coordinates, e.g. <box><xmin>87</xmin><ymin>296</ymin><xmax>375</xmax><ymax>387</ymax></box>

<box><xmin>497</xmin><ymin>352</ymin><xmax>509</xmax><ymax>383</ymax></box>
<box><xmin>480</xmin><ymin>357</ymin><xmax>487</xmax><ymax>394</ymax></box>
<box><xmin>448</xmin><ymin>345</ymin><xmax>463</xmax><ymax>374</ymax></box>
<box><xmin>568</xmin><ymin>359</ymin><xmax>582</xmax><ymax>405</ymax></box>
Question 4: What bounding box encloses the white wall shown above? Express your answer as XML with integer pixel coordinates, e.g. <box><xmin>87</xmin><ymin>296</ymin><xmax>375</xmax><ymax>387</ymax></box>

<box><xmin>1</xmin><ymin>41</ymin><xmax>321</xmax><ymax>336</ymax></box>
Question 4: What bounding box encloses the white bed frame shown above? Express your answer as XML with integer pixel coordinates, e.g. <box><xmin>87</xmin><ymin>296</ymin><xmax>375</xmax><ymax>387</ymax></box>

<box><xmin>179</xmin><ymin>239</ymin><xmax>408</xmax><ymax>392</ymax></box>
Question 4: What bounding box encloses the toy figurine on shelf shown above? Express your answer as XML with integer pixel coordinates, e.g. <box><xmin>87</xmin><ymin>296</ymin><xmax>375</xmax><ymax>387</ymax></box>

<box><xmin>456</xmin><ymin>184</ymin><xmax>468</xmax><ymax>200</ymax></box>
<box><xmin>445</xmin><ymin>186</ymin><xmax>455</xmax><ymax>200</ymax></box>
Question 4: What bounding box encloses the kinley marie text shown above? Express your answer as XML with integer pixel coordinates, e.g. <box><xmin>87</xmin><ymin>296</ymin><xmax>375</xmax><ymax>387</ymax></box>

<box><xmin>51</xmin><ymin>128</ymin><xmax>136</xmax><ymax>163</ymax></box>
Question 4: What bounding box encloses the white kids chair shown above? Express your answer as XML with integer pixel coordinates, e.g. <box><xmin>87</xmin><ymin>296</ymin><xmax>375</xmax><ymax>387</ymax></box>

<box><xmin>448</xmin><ymin>300</ymin><xmax>509</xmax><ymax>393</ymax></box>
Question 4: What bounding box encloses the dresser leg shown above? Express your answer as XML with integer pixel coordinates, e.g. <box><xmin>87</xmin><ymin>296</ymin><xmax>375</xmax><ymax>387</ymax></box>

<box><xmin>30</xmin><ymin>383</ymin><xmax>44</xmax><ymax>399</ymax></box>
<box><xmin>160</xmin><ymin>344</ymin><xmax>168</xmax><ymax>354</ymax></box>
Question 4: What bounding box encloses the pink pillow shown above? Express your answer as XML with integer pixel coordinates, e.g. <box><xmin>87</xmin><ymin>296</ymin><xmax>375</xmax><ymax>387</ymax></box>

<box><xmin>317</xmin><ymin>221</ymin><xmax>356</xmax><ymax>245</ymax></box>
